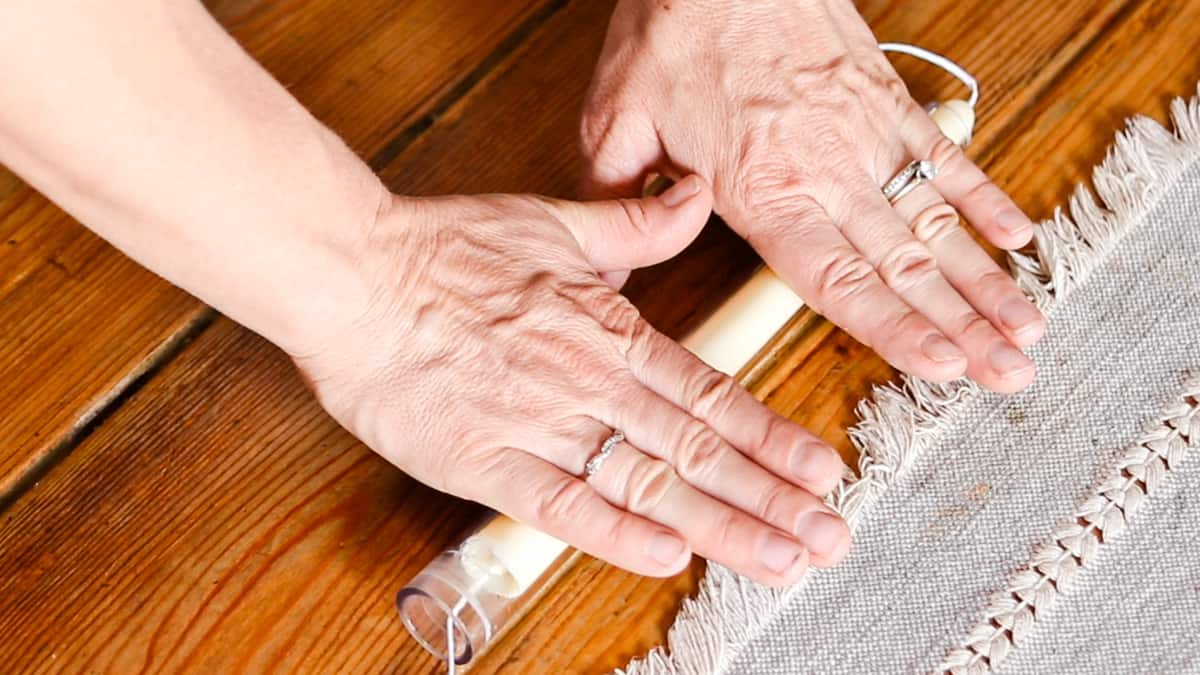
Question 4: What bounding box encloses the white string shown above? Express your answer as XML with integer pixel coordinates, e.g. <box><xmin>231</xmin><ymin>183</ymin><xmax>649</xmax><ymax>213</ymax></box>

<box><xmin>445</xmin><ymin>595</ymin><xmax>469</xmax><ymax>675</ymax></box>
<box><xmin>446</xmin><ymin>614</ymin><xmax>457</xmax><ymax>675</ymax></box>
<box><xmin>879</xmin><ymin>42</ymin><xmax>980</xmax><ymax>108</ymax></box>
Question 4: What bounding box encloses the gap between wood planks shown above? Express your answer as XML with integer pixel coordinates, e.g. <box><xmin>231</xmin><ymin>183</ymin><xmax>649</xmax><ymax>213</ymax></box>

<box><xmin>968</xmin><ymin>0</ymin><xmax>1145</xmax><ymax>174</ymax></box>
<box><xmin>0</xmin><ymin>309</ymin><xmax>216</xmax><ymax>513</ymax></box>
<box><xmin>0</xmin><ymin>0</ymin><xmax>572</xmax><ymax>516</ymax></box>
<box><xmin>367</xmin><ymin>0</ymin><xmax>570</xmax><ymax>172</ymax></box>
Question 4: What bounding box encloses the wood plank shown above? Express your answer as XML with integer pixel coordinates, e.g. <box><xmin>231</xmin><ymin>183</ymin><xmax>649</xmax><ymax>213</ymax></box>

<box><xmin>0</xmin><ymin>0</ymin><xmax>551</xmax><ymax>503</ymax></box>
<box><xmin>0</xmin><ymin>322</ymin><xmax>427</xmax><ymax>672</ymax></box>
<box><xmin>4</xmin><ymin>0</ymin><xmax>1197</xmax><ymax>673</ymax></box>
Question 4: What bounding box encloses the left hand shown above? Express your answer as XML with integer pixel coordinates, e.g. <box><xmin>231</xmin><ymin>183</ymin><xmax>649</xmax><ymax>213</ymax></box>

<box><xmin>291</xmin><ymin>179</ymin><xmax>850</xmax><ymax>587</ymax></box>
<box><xmin>580</xmin><ymin>0</ymin><xmax>1046</xmax><ymax>393</ymax></box>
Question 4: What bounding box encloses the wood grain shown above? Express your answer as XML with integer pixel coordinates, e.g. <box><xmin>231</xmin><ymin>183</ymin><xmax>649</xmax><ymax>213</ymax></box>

<box><xmin>0</xmin><ymin>0</ymin><xmax>552</xmax><ymax>504</ymax></box>
<box><xmin>3</xmin><ymin>0</ymin><xmax>1199</xmax><ymax>673</ymax></box>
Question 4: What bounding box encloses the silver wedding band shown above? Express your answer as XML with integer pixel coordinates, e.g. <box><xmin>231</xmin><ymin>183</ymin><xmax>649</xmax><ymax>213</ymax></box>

<box><xmin>584</xmin><ymin>430</ymin><xmax>624</xmax><ymax>477</ymax></box>
<box><xmin>883</xmin><ymin>159</ymin><xmax>938</xmax><ymax>205</ymax></box>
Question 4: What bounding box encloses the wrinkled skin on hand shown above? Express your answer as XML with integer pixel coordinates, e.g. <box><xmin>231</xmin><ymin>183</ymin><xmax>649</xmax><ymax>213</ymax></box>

<box><xmin>581</xmin><ymin>0</ymin><xmax>1047</xmax><ymax>393</ymax></box>
<box><xmin>292</xmin><ymin>177</ymin><xmax>850</xmax><ymax>586</ymax></box>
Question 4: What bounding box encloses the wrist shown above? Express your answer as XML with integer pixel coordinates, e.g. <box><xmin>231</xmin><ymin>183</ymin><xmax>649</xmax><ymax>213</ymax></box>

<box><xmin>251</xmin><ymin>143</ymin><xmax>392</xmax><ymax>360</ymax></box>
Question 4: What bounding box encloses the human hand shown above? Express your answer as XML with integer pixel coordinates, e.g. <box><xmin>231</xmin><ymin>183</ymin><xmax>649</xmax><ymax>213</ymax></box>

<box><xmin>581</xmin><ymin>0</ymin><xmax>1046</xmax><ymax>393</ymax></box>
<box><xmin>290</xmin><ymin>177</ymin><xmax>850</xmax><ymax>586</ymax></box>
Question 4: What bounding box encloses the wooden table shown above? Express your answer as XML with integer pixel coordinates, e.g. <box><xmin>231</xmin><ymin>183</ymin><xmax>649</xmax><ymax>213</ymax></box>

<box><xmin>1</xmin><ymin>0</ymin><xmax>1197</xmax><ymax>672</ymax></box>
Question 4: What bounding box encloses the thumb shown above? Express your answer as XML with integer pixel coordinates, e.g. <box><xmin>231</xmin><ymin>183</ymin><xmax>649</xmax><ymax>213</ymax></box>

<box><xmin>555</xmin><ymin>175</ymin><xmax>713</xmax><ymax>273</ymax></box>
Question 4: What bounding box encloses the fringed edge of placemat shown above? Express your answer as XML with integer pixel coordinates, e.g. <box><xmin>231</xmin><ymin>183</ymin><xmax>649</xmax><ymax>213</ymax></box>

<box><xmin>618</xmin><ymin>83</ymin><xmax>1200</xmax><ymax>675</ymax></box>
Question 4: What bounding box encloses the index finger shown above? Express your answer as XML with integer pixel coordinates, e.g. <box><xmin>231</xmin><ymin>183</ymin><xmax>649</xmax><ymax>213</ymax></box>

<box><xmin>624</xmin><ymin>319</ymin><xmax>845</xmax><ymax>496</ymax></box>
<box><xmin>472</xmin><ymin>450</ymin><xmax>693</xmax><ymax>578</ymax></box>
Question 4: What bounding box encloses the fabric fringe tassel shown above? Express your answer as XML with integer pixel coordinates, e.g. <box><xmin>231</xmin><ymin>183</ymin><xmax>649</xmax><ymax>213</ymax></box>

<box><xmin>619</xmin><ymin>84</ymin><xmax>1200</xmax><ymax>675</ymax></box>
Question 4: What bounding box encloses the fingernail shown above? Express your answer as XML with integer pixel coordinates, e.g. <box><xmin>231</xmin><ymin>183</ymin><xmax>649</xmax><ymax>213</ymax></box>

<box><xmin>794</xmin><ymin>511</ymin><xmax>848</xmax><ymax>558</ymax></box>
<box><xmin>996</xmin><ymin>207</ymin><xmax>1032</xmax><ymax>235</ymax></box>
<box><xmin>790</xmin><ymin>442</ymin><xmax>842</xmax><ymax>487</ymax></box>
<box><xmin>761</xmin><ymin>532</ymin><xmax>806</xmax><ymax>575</ymax></box>
<box><xmin>921</xmin><ymin>334</ymin><xmax>965</xmax><ymax>364</ymax></box>
<box><xmin>659</xmin><ymin>175</ymin><xmax>701</xmax><ymax>207</ymax></box>
<box><xmin>998</xmin><ymin>298</ymin><xmax>1044</xmax><ymax>334</ymax></box>
<box><xmin>648</xmin><ymin>530</ymin><xmax>687</xmax><ymax>567</ymax></box>
<box><xmin>988</xmin><ymin>342</ymin><xmax>1033</xmax><ymax>375</ymax></box>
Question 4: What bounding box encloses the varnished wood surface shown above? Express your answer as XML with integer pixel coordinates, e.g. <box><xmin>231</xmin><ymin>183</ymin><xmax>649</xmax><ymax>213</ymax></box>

<box><xmin>1</xmin><ymin>0</ymin><xmax>1199</xmax><ymax>672</ymax></box>
<box><xmin>0</xmin><ymin>0</ymin><xmax>550</xmax><ymax>504</ymax></box>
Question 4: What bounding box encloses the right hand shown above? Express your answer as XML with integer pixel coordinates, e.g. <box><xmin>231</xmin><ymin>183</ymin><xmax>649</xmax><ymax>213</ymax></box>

<box><xmin>290</xmin><ymin>176</ymin><xmax>850</xmax><ymax>586</ymax></box>
<box><xmin>580</xmin><ymin>0</ymin><xmax>1046</xmax><ymax>393</ymax></box>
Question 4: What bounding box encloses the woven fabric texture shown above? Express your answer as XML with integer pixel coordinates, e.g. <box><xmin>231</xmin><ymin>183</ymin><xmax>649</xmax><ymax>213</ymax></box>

<box><xmin>623</xmin><ymin>89</ymin><xmax>1200</xmax><ymax>675</ymax></box>
<box><xmin>1000</xmin><ymin>448</ymin><xmax>1200</xmax><ymax>675</ymax></box>
<box><xmin>729</xmin><ymin>166</ymin><xmax>1200</xmax><ymax>674</ymax></box>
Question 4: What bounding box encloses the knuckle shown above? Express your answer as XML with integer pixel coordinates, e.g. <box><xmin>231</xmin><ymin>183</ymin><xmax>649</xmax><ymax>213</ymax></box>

<box><xmin>616</xmin><ymin>198</ymin><xmax>652</xmax><ymax>238</ymax></box>
<box><xmin>579</xmin><ymin>104</ymin><xmax>618</xmax><ymax>154</ymax></box>
<box><xmin>847</xmin><ymin>61</ymin><xmax>908</xmax><ymax>112</ymax></box>
<box><xmin>810</xmin><ymin>248</ymin><xmax>875</xmax><ymax>305</ymax></box>
<box><xmin>730</xmin><ymin>123</ymin><xmax>818</xmax><ymax>209</ymax></box>
<box><xmin>883</xmin><ymin>76</ymin><xmax>910</xmax><ymax>108</ymax></box>
<box><xmin>910</xmin><ymin>203</ymin><xmax>961</xmax><ymax>243</ymax></box>
<box><xmin>523</xmin><ymin>269</ymin><xmax>565</xmax><ymax>306</ymax></box>
<box><xmin>757</xmin><ymin>482</ymin><xmax>799</xmax><ymax>527</ymax></box>
<box><xmin>876</xmin><ymin>241</ymin><xmax>939</xmax><ymax>293</ymax></box>
<box><xmin>875</xmin><ymin>309</ymin><xmax>930</xmax><ymax>350</ymax></box>
<box><xmin>833</xmin><ymin>56</ymin><xmax>870</xmax><ymax>90</ymax></box>
<box><xmin>709</xmin><ymin>507</ymin><xmax>743</xmax><ymax>554</ymax></box>
<box><xmin>927</xmin><ymin>135</ymin><xmax>965</xmax><ymax>173</ymax></box>
<box><xmin>577</xmin><ymin>284</ymin><xmax>642</xmax><ymax>352</ymax></box>
<box><xmin>626</xmin><ymin>459</ymin><xmax>676</xmax><ymax>514</ymax></box>
<box><xmin>977</xmin><ymin>269</ymin><xmax>1018</xmax><ymax>296</ymax></box>
<box><xmin>743</xmin><ymin>192</ymin><xmax>825</xmax><ymax>251</ymax></box>
<box><xmin>953</xmin><ymin>312</ymin><xmax>995</xmax><ymax>338</ymax></box>
<box><xmin>673</xmin><ymin>424</ymin><xmax>726</xmax><ymax>483</ymax></box>
<box><xmin>623</xmin><ymin>314</ymin><xmax>659</xmax><ymax>364</ymax></box>
<box><xmin>533</xmin><ymin>475</ymin><xmax>593</xmax><ymax>528</ymax></box>
<box><xmin>687</xmin><ymin>369</ymin><xmax>740</xmax><ymax>421</ymax></box>
<box><xmin>759</xmin><ymin>413</ymin><xmax>797</xmax><ymax>457</ymax></box>
<box><xmin>737</xmin><ymin>159</ymin><xmax>803</xmax><ymax>212</ymax></box>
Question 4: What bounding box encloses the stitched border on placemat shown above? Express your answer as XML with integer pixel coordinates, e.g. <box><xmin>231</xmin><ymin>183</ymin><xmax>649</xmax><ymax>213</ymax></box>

<box><xmin>619</xmin><ymin>86</ymin><xmax>1200</xmax><ymax>675</ymax></box>
<box><xmin>940</xmin><ymin>378</ymin><xmax>1200</xmax><ymax>674</ymax></box>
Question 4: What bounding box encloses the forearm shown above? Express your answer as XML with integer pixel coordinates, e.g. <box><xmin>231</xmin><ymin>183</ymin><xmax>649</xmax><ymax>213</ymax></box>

<box><xmin>0</xmin><ymin>0</ymin><xmax>385</xmax><ymax>354</ymax></box>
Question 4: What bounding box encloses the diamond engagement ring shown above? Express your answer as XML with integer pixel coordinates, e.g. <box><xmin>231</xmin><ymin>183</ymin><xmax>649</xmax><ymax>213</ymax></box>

<box><xmin>882</xmin><ymin>159</ymin><xmax>938</xmax><ymax>204</ymax></box>
<box><xmin>584</xmin><ymin>431</ymin><xmax>624</xmax><ymax>477</ymax></box>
